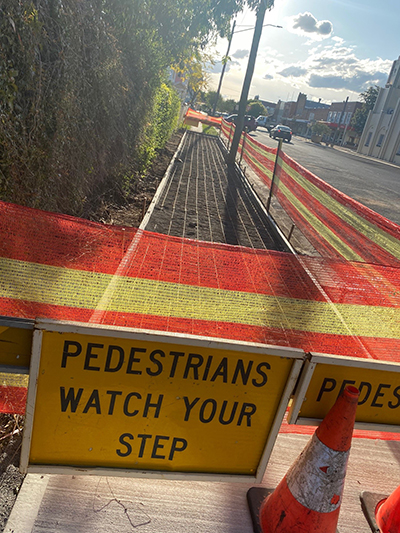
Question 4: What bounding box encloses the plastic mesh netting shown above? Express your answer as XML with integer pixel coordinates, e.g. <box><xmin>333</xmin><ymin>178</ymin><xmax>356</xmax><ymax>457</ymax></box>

<box><xmin>221</xmin><ymin>121</ymin><xmax>400</xmax><ymax>267</ymax></box>
<box><xmin>1</xmin><ymin>199</ymin><xmax>399</xmax><ymax>361</ymax></box>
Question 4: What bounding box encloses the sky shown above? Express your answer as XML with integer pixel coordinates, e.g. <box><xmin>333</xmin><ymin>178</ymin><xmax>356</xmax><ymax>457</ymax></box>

<box><xmin>206</xmin><ymin>0</ymin><xmax>399</xmax><ymax>106</ymax></box>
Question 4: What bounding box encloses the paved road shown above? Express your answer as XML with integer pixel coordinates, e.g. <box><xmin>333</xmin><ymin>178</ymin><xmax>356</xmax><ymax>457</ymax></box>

<box><xmin>252</xmin><ymin>128</ymin><xmax>400</xmax><ymax>225</ymax></box>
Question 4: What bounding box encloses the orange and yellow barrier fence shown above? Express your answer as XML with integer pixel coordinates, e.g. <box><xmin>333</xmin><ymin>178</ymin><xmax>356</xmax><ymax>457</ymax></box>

<box><xmin>1</xmin><ymin>200</ymin><xmax>399</xmax><ymax>416</ymax></box>
<box><xmin>221</xmin><ymin>120</ymin><xmax>400</xmax><ymax>267</ymax></box>
<box><xmin>184</xmin><ymin>108</ymin><xmax>222</xmax><ymax>128</ymax></box>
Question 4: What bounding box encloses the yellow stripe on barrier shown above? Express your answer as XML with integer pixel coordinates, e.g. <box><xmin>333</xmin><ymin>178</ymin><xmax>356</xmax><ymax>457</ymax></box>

<box><xmin>272</xmin><ymin>173</ymin><xmax>365</xmax><ymax>261</ymax></box>
<box><xmin>0</xmin><ymin>372</ymin><xmax>29</xmax><ymax>387</ymax></box>
<box><xmin>244</xmin><ymin>139</ymin><xmax>276</xmax><ymax>164</ymax></box>
<box><xmin>280</xmin><ymin>160</ymin><xmax>400</xmax><ymax>260</ymax></box>
<box><xmin>1</xmin><ymin>257</ymin><xmax>399</xmax><ymax>339</ymax></box>
<box><xmin>243</xmin><ymin>148</ymin><xmax>273</xmax><ymax>181</ymax></box>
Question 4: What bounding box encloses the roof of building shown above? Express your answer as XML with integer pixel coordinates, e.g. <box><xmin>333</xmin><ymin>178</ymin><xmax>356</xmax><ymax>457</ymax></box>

<box><xmin>305</xmin><ymin>100</ymin><xmax>330</xmax><ymax>109</ymax></box>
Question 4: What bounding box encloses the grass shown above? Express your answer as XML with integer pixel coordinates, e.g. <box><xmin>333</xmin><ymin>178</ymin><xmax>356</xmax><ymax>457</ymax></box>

<box><xmin>202</xmin><ymin>124</ymin><xmax>219</xmax><ymax>136</ymax></box>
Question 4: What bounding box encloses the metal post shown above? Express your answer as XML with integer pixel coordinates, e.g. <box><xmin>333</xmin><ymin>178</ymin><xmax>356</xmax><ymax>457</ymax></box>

<box><xmin>227</xmin><ymin>2</ymin><xmax>268</xmax><ymax>164</ymax></box>
<box><xmin>227</xmin><ymin>123</ymin><xmax>234</xmax><ymax>150</ymax></box>
<box><xmin>287</xmin><ymin>223</ymin><xmax>295</xmax><ymax>242</ymax></box>
<box><xmin>239</xmin><ymin>128</ymin><xmax>248</xmax><ymax>166</ymax></box>
<box><xmin>266</xmin><ymin>138</ymin><xmax>282</xmax><ymax>212</ymax></box>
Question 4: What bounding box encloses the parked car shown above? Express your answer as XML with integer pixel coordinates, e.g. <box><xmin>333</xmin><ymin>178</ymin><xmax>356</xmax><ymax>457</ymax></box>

<box><xmin>256</xmin><ymin>115</ymin><xmax>269</xmax><ymax>128</ymax></box>
<box><xmin>269</xmin><ymin>124</ymin><xmax>292</xmax><ymax>142</ymax></box>
<box><xmin>225</xmin><ymin>114</ymin><xmax>257</xmax><ymax>132</ymax></box>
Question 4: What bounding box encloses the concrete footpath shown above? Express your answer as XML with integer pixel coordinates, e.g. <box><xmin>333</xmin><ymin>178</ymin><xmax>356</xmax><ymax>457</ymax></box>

<box><xmin>5</xmin><ymin>433</ymin><xmax>400</xmax><ymax>532</ymax></box>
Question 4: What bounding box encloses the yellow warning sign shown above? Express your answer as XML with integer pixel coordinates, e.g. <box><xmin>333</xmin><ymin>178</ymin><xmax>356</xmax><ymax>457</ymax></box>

<box><xmin>0</xmin><ymin>319</ymin><xmax>33</xmax><ymax>368</ymax></box>
<box><xmin>22</xmin><ymin>321</ymin><xmax>303</xmax><ymax>480</ymax></box>
<box><xmin>294</xmin><ymin>358</ymin><xmax>400</xmax><ymax>428</ymax></box>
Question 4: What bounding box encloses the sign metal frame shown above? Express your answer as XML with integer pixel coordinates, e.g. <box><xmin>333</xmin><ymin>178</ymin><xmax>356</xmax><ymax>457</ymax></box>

<box><xmin>0</xmin><ymin>315</ymin><xmax>34</xmax><ymax>372</ymax></box>
<box><xmin>21</xmin><ymin>319</ymin><xmax>304</xmax><ymax>483</ymax></box>
<box><xmin>288</xmin><ymin>352</ymin><xmax>400</xmax><ymax>433</ymax></box>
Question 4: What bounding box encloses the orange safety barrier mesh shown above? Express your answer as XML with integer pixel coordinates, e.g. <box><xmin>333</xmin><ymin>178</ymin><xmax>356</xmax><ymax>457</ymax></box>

<box><xmin>1</xmin><ymin>200</ymin><xmax>400</xmax><ymax>340</ymax></box>
<box><xmin>221</xmin><ymin>121</ymin><xmax>400</xmax><ymax>267</ymax></box>
<box><xmin>185</xmin><ymin>108</ymin><xmax>222</xmax><ymax>127</ymax></box>
<box><xmin>0</xmin><ymin>199</ymin><xmax>400</xmax><ymax>436</ymax></box>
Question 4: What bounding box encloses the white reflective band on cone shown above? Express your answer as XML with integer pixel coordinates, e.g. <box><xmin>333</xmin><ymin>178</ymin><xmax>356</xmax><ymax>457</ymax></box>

<box><xmin>286</xmin><ymin>433</ymin><xmax>349</xmax><ymax>513</ymax></box>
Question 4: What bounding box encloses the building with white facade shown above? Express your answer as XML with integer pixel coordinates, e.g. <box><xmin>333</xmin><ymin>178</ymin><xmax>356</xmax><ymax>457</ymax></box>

<box><xmin>358</xmin><ymin>56</ymin><xmax>400</xmax><ymax>165</ymax></box>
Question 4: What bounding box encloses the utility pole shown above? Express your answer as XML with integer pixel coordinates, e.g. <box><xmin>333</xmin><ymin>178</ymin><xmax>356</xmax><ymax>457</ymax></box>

<box><xmin>340</xmin><ymin>97</ymin><xmax>350</xmax><ymax>146</ymax></box>
<box><xmin>212</xmin><ymin>20</ymin><xmax>236</xmax><ymax>117</ymax></box>
<box><xmin>227</xmin><ymin>1</ymin><xmax>271</xmax><ymax>164</ymax></box>
<box><xmin>334</xmin><ymin>96</ymin><xmax>348</xmax><ymax>144</ymax></box>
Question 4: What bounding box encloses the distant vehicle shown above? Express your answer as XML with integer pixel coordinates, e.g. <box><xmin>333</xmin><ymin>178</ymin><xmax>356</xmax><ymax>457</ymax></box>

<box><xmin>256</xmin><ymin>115</ymin><xmax>269</xmax><ymax>128</ymax></box>
<box><xmin>269</xmin><ymin>124</ymin><xmax>292</xmax><ymax>142</ymax></box>
<box><xmin>225</xmin><ymin>114</ymin><xmax>258</xmax><ymax>132</ymax></box>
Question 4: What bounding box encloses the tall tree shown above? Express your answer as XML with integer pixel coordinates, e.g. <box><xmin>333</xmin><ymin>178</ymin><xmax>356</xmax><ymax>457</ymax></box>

<box><xmin>351</xmin><ymin>85</ymin><xmax>380</xmax><ymax>134</ymax></box>
<box><xmin>247</xmin><ymin>100</ymin><xmax>267</xmax><ymax>117</ymax></box>
<box><xmin>0</xmin><ymin>0</ymin><xmax>254</xmax><ymax>215</ymax></box>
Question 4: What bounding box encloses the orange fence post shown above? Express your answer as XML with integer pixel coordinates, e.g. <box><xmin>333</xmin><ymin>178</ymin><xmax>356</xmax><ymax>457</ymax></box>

<box><xmin>247</xmin><ymin>385</ymin><xmax>359</xmax><ymax>533</ymax></box>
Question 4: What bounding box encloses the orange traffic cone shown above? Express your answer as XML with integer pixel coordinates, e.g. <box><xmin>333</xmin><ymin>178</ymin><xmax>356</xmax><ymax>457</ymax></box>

<box><xmin>361</xmin><ymin>485</ymin><xmax>400</xmax><ymax>533</ymax></box>
<box><xmin>376</xmin><ymin>485</ymin><xmax>400</xmax><ymax>532</ymax></box>
<box><xmin>247</xmin><ymin>385</ymin><xmax>359</xmax><ymax>533</ymax></box>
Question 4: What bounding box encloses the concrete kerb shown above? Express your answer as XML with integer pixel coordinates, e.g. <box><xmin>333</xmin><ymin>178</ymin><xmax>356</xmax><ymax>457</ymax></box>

<box><xmin>140</xmin><ymin>130</ymin><xmax>188</xmax><ymax>231</ymax></box>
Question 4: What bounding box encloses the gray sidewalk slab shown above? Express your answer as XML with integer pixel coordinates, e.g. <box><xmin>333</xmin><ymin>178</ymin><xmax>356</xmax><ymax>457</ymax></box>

<box><xmin>6</xmin><ymin>433</ymin><xmax>400</xmax><ymax>532</ymax></box>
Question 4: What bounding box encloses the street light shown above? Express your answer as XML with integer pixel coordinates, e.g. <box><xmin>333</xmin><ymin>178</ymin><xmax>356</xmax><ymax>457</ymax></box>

<box><xmin>212</xmin><ymin>20</ymin><xmax>236</xmax><ymax>116</ymax></box>
<box><xmin>212</xmin><ymin>22</ymin><xmax>282</xmax><ymax>116</ymax></box>
<box><xmin>234</xmin><ymin>23</ymin><xmax>282</xmax><ymax>33</ymax></box>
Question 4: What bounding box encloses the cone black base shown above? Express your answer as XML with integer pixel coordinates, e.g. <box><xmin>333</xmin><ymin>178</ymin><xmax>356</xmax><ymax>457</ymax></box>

<box><xmin>360</xmin><ymin>491</ymin><xmax>388</xmax><ymax>533</ymax></box>
<box><xmin>247</xmin><ymin>487</ymin><xmax>274</xmax><ymax>533</ymax></box>
<box><xmin>247</xmin><ymin>486</ymin><xmax>340</xmax><ymax>533</ymax></box>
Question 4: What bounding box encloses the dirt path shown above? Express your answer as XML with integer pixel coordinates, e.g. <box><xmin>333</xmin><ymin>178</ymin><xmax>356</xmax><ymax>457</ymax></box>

<box><xmin>144</xmin><ymin>132</ymin><xmax>288</xmax><ymax>251</ymax></box>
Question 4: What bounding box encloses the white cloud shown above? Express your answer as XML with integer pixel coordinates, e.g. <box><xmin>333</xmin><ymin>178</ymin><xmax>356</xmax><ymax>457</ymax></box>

<box><xmin>232</xmin><ymin>49</ymin><xmax>249</xmax><ymax>59</ymax></box>
<box><xmin>304</xmin><ymin>45</ymin><xmax>392</xmax><ymax>93</ymax></box>
<box><xmin>206</xmin><ymin>8</ymin><xmax>395</xmax><ymax>105</ymax></box>
<box><xmin>278</xmin><ymin>66</ymin><xmax>308</xmax><ymax>78</ymax></box>
<box><xmin>289</xmin><ymin>12</ymin><xmax>333</xmax><ymax>40</ymax></box>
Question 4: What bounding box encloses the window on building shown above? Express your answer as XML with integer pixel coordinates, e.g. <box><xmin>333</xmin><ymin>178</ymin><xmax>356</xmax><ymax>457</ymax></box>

<box><xmin>336</xmin><ymin>112</ymin><xmax>341</xmax><ymax>123</ymax></box>
<box><xmin>346</xmin><ymin>112</ymin><xmax>352</xmax><ymax>124</ymax></box>
<box><xmin>327</xmin><ymin>112</ymin><xmax>332</xmax><ymax>121</ymax></box>
<box><xmin>377</xmin><ymin>134</ymin><xmax>385</xmax><ymax>147</ymax></box>
<box><xmin>365</xmin><ymin>132</ymin><xmax>372</xmax><ymax>147</ymax></box>
<box><xmin>396</xmin><ymin>144</ymin><xmax>400</xmax><ymax>156</ymax></box>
